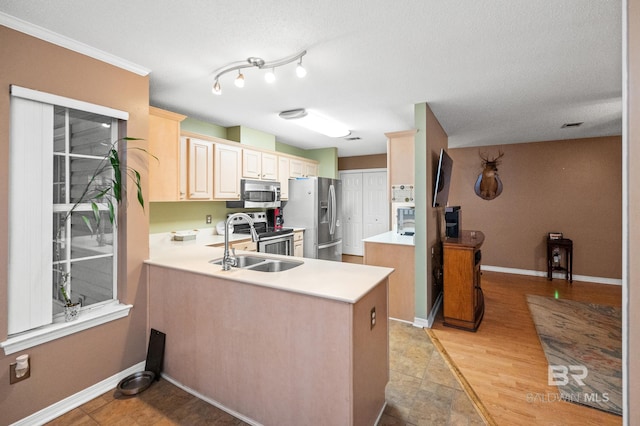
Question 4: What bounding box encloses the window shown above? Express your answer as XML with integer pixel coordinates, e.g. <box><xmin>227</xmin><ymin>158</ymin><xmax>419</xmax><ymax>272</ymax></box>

<box><xmin>6</xmin><ymin>86</ymin><xmax>131</xmax><ymax>341</ymax></box>
<box><xmin>52</xmin><ymin>106</ymin><xmax>118</xmax><ymax>315</ymax></box>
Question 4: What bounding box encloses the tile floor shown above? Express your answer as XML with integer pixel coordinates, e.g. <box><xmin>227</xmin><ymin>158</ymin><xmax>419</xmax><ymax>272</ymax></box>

<box><xmin>380</xmin><ymin>320</ymin><xmax>485</xmax><ymax>426</ymax></box>
<box><xmin>46</xmin><ymin>320</ymin><xmax>484</xmax><ymax>425</ymax></box>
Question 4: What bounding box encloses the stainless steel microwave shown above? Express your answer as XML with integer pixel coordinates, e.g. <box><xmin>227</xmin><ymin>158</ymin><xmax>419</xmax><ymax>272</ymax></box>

<box><xmin>226</xmin><ymin>179</ymin><xmax>281</xmax><ymax>208</ymax></box>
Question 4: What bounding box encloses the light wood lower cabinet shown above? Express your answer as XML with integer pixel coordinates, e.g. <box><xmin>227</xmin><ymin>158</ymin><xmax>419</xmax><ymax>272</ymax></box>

<box><xmin>231</xmin><ymin>240</ymin><xmax>257</xmax><ymax>252</ymax></box>
<box><xmin>293</xmin><ymin>230</ymin><xmax>304</xmax><ymax>257</ymax></box>
<box><xmin>364</xmin><ymin>240</ymin><xmax>415</xmax><ymax>322</ymax></box>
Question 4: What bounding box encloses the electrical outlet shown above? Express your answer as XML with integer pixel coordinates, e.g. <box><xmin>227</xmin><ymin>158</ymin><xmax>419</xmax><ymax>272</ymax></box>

<box><xmin>206</xmin><ymin>214</ymin><xmax>212</xmax><ymax>224</ymax></box>
<box><xmin>370</xmin><ymin>307</ymin><xmax>376</xmax><ymax>330</ymax></box>
<box><xmin>9</xmin><ymin>356</ymin><xmax>30</xmax><ymax>384</ymax></box>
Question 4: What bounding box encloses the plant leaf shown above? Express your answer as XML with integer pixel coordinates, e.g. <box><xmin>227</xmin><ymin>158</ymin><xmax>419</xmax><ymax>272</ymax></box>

<box><xmin>82</xmin><ymin>215</ymin><xmax>94</xmax><ymax>234</ymax></box>
<box><xmin>108</xmin><ymin>200</ymin><xmax>115</xmax><ymax>224</ymax></box>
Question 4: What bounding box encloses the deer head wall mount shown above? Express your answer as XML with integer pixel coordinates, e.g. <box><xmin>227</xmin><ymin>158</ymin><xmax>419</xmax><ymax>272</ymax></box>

<box><xmin>474</xmin><ymin>150</ymin><xmax>504</xmax><ymax>200</ymax></box>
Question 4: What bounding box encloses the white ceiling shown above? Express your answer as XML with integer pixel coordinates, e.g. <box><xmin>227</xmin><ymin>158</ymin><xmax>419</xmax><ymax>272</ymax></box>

<box><xmin>0</xmin><ymin>1</ymin><xmax>622</xmax><ymax>157</ymax></box>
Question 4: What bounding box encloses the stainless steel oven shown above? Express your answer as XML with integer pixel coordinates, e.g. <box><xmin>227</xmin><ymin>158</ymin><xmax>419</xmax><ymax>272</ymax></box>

<box><xmin>257</xmin><ymin>233</ymin><xmax>294</xmax><ymax>256</ymax></box>
<box><xmin>229</xmin><ymin>212</ymin><xmax>294</xmax><ymax>256</ymax></box>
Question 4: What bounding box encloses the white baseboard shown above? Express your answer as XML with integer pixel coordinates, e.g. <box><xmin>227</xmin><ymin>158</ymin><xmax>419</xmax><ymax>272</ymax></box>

<box><xmin>161</xmin><ymin>374</ymin><xmax>260</xmax><ymax>426</ymax></box>
<box><xmin>12</xmin><ymin>362</ymin><xmax>145</xmax><ymax>426</ymax></box>
<box><xmin>481</xmin><ymin>265</ymin><xmax>622</xmax><ymax>286</ymax></box>
<box><xmin>426</xmin><ymin>292</ymin><xmax>443</xmax><ymax>328</ymax></box>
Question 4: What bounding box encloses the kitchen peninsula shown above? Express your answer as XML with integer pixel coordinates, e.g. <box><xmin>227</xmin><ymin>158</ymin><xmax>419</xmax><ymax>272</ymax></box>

<box><xmin>363</xmin><ymin>231</ymin><xmax>415</xmax><ymax>323</ymax></box>
<box><xmin>146</xmin><ymin>234</ymin><xmax>393</xmax><ymax>425</ymax></box>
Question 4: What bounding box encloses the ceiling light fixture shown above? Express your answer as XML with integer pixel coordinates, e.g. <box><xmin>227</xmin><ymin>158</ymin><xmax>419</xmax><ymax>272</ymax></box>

<box><xmin>279</xmin><ymin>108</ymin><xmax>351</xmax><ymax>138</ymax></box>
<box><xmin>211</xmin><ymin>50</ymin><xmax>307</xmax><ymax>95</ymax></box>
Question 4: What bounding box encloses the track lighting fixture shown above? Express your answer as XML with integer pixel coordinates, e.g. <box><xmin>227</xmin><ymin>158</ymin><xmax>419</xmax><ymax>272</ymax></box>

<box><xmin>211</xmin><ymin>50</ymin><xmax>307</xmax><ymax>95</ymax></box>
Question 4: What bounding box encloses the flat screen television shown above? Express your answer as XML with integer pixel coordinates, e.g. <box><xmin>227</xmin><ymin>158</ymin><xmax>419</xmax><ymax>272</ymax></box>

<box><xmin>432</xmin><ymin>148</ymin><xmax>453</xmax><ymax>208</ymax></box>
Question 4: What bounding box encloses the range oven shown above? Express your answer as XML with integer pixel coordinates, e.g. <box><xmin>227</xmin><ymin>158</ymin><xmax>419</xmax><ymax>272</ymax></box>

<box><xmin>228</xmin><ymin>212</ymin><xmax>294</xmax><ymax>256</ymax></box>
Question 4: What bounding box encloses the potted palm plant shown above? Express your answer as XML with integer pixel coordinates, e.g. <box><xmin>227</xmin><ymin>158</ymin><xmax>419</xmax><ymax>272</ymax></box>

<box><xmin>55</xmin><ymin>136</ymin><xmax>150</xmax><ymax>321</ymax></box>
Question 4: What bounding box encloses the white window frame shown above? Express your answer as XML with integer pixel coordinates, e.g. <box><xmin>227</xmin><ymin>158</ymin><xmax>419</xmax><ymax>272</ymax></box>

<box><xmin>1</xmin><ymin>86</ymin><xmax>132</xmax><ymax>355</ymax></box>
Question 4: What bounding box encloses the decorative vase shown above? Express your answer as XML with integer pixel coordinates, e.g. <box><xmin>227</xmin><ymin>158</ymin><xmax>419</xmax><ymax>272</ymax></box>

<box><xmin>64</xmin><ymin>303</ymin><xmax>81</xmax><ymax>322</ymax></box>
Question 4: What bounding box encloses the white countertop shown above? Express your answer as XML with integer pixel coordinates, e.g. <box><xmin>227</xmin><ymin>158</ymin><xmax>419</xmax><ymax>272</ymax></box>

<box><xmin>362</xmin><ymin>230</ymin><xmax>415</xmax><ymax>246</ymax></box>
<box><xmin>147</xmin><ymin>230</ymin><xmax>393</xmax><ymax>304</ymax></box>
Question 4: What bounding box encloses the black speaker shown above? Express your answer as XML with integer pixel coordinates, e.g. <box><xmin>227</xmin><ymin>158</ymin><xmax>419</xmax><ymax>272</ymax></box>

<box><xmin>445</xmin><ymin>206</ymin><xmax>461</xmax><ymax>238</ymax></box>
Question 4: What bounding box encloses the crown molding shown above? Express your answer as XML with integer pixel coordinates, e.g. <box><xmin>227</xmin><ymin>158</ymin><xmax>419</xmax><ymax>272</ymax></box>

<box><xmin>0</xmin><ymin>12</ymin><xmax>150</xmax><ymax>76</ymax></box>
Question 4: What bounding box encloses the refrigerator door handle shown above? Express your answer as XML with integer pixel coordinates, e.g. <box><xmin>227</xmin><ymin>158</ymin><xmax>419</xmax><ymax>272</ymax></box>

<box><xmin>329</xmin><ymin>184</ymin><xmax>336</xmax><ymax>235</ymax></box>
<box><xmin>318</xmin><ymin>240</ymin><xmax>342</xmax><ymax>249</ymax></box>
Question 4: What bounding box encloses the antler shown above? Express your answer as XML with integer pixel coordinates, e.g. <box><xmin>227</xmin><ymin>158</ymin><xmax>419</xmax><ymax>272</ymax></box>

<box><xmin>480</xmin><ymin>150</ymin><xmax>504</xmax><ymax>164</ymax></box>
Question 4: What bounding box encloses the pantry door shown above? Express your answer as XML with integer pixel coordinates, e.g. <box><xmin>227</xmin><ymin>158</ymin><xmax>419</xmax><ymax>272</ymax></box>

<box><xmin>339</xmin><ymin>170</ymin><xmax>388</xmax><ymax>256</ymax></box>
<box><xmin>340</xmin><ymin>172</ymin><xmax>363</xmax><ymax>256</ymax></box>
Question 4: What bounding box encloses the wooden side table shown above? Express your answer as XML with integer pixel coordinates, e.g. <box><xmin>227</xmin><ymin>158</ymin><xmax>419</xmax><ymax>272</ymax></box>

<box><xmin>547</xmin><ymin>238</ymin><xmax>573</xmax><ymax>283</ymax></box>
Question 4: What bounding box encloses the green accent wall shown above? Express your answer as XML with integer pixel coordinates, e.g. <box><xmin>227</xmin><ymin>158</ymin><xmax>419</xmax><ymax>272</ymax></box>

<box><xmin>227</xmin><ymin>126</ymin><xmax>276</xmax><ymax>151</ymax></box>
<box><xmin>149</xmin><ymin>202</ymin><xmax>228</xmax><ymax>233</ymax></box>
<box><xmin>306</xmin><ymin>147</ymin><xmax>338</xmax><ymax>178</ymax></box>
<box><xmin>181</xmin><ymin>117</ymin><xmax>227</xmax><ymax>138</ymax></box>
<box><xmin>149</xmin><ymin>201</ymin><xmax>264</xmax><ymax>233</ymax></box>
<box><xmin>276</xmin><ymin>141</ymin><xmax>308</xmax><ymax>157</ymax></box>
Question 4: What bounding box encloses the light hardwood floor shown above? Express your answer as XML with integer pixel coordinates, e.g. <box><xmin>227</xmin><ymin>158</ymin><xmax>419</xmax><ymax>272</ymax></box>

<box><xmin>431</xmin><ymin>271</ymin><xmax>622</xmax><ymax>426</ymax></box>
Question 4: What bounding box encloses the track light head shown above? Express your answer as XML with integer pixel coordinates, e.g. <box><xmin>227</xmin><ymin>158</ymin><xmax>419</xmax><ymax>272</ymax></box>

<box><xmin>212</xmin><ymin>80</ymin><xmax>222</xmax><ymax>95</ymax></box>
<box><xmin>265</xmin><ymin>68</ymin><xmax>276</xmax><ymax>83</ymax></box>
<box><xmin>296</xmin><ymin>59</ymin><xmax>307</xmax><ymax>78</ymax></box>
<box><xmin>235</xmin><ymin>71</ymin><xmax>245</xmax><ymax>88</ymax></box>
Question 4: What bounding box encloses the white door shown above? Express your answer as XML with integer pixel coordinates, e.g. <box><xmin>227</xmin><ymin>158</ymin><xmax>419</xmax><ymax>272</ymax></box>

<box><xmin>340</xmin><ymin>172</ymin><xmax>363</xmax><ymax>255</ymax></box>
<box><xmin>363</xmin><ymin>171</ymin><xmax>389</xmax><ymax>239</ymax></box>
<box><xmin>340</xmin><ymin>170</ymin><xmax>388</xmax><ymax>256</ymax></box>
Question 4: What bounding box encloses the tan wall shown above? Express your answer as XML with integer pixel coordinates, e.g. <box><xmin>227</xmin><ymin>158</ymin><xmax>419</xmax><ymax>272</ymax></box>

<box><xmin>0</xmin><ymin>26</ymin><xmax>150</xmax><ymax>423</ymax></box>
<box><xmin>338</xmin><ymin>154</ymin><xmax>387</xmax><ymax>170</ymax></box>
<box><xmin>425</xmin><ymin>105</ymin><xmax>449</xmax><ymax>308</ymax></box>
<box><xmin>628</xmin><ymin>0</ymin><xmax>639</xmax><ymax>422</ymax></box>
<box><xmin>447</xmin><ymin>136</ymin><xmax>621</xmax><ymax>280</ymax></box>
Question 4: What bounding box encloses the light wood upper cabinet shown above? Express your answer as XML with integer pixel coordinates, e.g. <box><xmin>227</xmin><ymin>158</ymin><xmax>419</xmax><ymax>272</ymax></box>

<box><xmin>187</xmin><ymin>138</ymin><xmax>213</xmax><ymax>200</ymax></box>
<box><xmin>261</xmin><ymin>152</ymin><xmax>278</xmax><ymax>180</ymax></box>
<box><xmin>214</xmin><ymin>143</ymin><xmax>242</xmax><ymax>199</ymax></box>
<box><xmin>303</xmin><ymin>161</ymin><xmax>318</xmax><ymax>177</ymax></box>
<box><xmin>290</xmin><ymin>158</ymin><xmax>304</xmax><ymax>178</ymax></box>
<box><xmin>289</xmin><ymin>158</ymin><xmax>318</xmax><ymax>178</ymax></box>
<box><xmin>278</xmin><ymin>156</ymin><xmax>291</xmax><ymax>199</ymax></box>
<box><xmin>148</xmin><ymin>107</ymin><xmax>186</xmax><ymax>201</ymax></box>
<box><xmin>386</xmin><ymin>129</ymin><xmax>416</xmax><ymax>189</ymax></box>
<box><xmin>243</xmin><ymin>149</ymin><xmax>278</xmax><ymax>181</ymax></box>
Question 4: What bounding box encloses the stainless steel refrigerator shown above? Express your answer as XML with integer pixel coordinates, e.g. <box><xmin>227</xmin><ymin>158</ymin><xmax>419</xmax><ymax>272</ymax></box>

<box><xmin>284</xmin><ymin>177</ymin><xmax>342</xmax><ymax>261</ymax></box>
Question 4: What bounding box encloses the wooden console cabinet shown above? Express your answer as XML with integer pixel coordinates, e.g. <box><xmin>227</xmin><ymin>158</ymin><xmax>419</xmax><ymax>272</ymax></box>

<box><xmin>443</xmin><ymin>230</ymin><xmax>485</xmax><ymax>331</ymax></box>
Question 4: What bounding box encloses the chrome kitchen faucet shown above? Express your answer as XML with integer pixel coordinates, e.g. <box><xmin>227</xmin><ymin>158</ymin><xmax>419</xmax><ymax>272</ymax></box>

<box><xmin>222</xmin><ymin>213</ymin><xmax>259</xmax><ymax>270</ymax></box>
